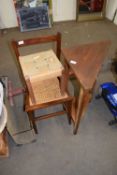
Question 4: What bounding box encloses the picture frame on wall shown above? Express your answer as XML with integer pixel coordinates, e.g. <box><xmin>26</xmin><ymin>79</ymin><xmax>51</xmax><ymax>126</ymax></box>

<box><xmin>76</xmin><ymin>0</ymin><xmax>107</xmax><ymax>21</ymax></box>
<box><xmin>13</xmin><ymin>0</ymin><xmax>52</xmax><ymax>32</ymax></box>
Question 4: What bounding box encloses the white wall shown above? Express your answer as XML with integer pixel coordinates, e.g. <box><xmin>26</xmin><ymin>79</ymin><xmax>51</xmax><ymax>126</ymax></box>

<box><xmin>0</xmin><ymin>0</ymin><xmax>18</xmax><ymax>29</ymax></box>
<box><xmin>52</xmin><ymin>0</ymin><xmax>76</xmax><ymax>22</ymax></box>
<box><xmin>0</xmin><ymin>0</ymin><xmax>76</xmax><ymax>28</ymax></box>
<box><xmin>114</xmin><ymin>11</ymin><xmax>117</xmax><ymax>25</ymax></box>
<box><xmin>106</xmin><ymin>0</ymin><xmax>117</xmax><ymax>21</ymax></box>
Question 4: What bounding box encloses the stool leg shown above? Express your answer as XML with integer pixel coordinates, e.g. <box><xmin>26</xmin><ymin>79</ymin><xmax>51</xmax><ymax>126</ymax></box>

<box><xmin>63</xmin><ymin>101</ymin><xmax>72</xmax><ymax>125</ymax></box>
<box><xmin>27</xmin><ymin>111</ymin><xmax>38</xmax><ymax>134</ymax></box>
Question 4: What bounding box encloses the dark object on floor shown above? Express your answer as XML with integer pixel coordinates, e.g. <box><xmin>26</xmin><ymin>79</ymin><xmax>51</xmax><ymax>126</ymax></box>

<box><xmin>96</xmin><ymin>82</ymin><xmax>117</xmax><ymax>125</ymax></box>
<box><xmin>111</xmin><ymin>51</ymin><xmax>117</xmax><ymax>74</ymax></box>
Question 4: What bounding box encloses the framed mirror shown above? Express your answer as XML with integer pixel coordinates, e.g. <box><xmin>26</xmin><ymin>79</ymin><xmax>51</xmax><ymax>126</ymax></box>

<box><xmin>13</xmin><ymin>0</ymin><xmax>52</xmax><ymax>32</ymax></box>
<box><xmin>76</xmin><ymin>0</ymin><xmax>107</xmax><ymax>21</ymax></box>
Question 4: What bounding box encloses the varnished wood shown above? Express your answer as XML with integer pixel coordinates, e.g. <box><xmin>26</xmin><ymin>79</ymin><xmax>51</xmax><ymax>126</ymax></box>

<box><xmin>25</xmin><ymin>94</ymin><xmax>73</xmax><ymax>111</ymax></box>
<box><xmin>27</xmin><ymin>111</ymin><xmax>38</xmax><ymax>134</ymax></box>
<box><xmin>62</xmin><ymin>40</ymin><xmax>111</xmax><ymax>134</ymax></box>
<box><xmin>0</xmin><ymin>129</ymin><xmax>9</xmax><ymax>157</ymax></box>
<box><xmin>12</xmin><ymin>32</ymin><xmax>61</xmax><ymax>60</ymax></box>
<box><xmin>60</xmin><ymin>69</ymin><xmax>69</xmax><ymax>96</ymax></box>
<box><xmin>63</xmin><ymin>100</ymin><xmax>73</xmax><ymax>124</ymax></box>
<box><xmin>35</xmin><ymin>111</ymin><xmax>66</xmax><ymax>121</ymax></box>
<box><xmin>12</xmin><ymin>32</ymin><xmax>73</xmax><ymax>134</ymax></box>
<box><xmin>25</xmin><ymin>76</ymin><xmax>36</xmax><ymax>104</ymax></box>
<box><xmin>62</xmin><ymin>40</ymin><xmax>111</xmax><ymax>90</ymax></box>
<box><xmin>73</xmin><ymin>89</ymin><xmax>91</xmax><ymax>135</ymax></box>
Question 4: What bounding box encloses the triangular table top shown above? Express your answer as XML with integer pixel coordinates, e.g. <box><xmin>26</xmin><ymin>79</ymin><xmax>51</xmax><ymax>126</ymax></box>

<box><xmin>62</xmin><ymin>40</ymin><xmax>111</xmax><ymax>90</ymax></box>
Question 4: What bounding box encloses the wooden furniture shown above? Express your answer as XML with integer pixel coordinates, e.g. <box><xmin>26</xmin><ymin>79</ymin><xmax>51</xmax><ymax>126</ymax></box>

<box><xmin>0</xmin><ymin>80</ymin><xmax>9</xmax><ymax>157</ymax></box>
<box><xmin>62</xmin><ymin>40</ymin><xmax>111</xmax><ymax>134</ymax></box>
<box><xmin>0</xmin><ymin>129</ymin><xmax>9</xmax><ymax>157</ymax></box>
<box><xmin>12</xmin><ymin>32</ymin><xmax>74</xmax><ymax>134</ymax></box>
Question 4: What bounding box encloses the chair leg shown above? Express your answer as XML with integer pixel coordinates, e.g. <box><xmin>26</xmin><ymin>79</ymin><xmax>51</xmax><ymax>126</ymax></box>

<box><xmin>63</xmin><ymin>101</ymin><xmax>72</xmax><ymax>125</ymax></box>
<box><xmin>27</xmin><ymin>111</ymin><xmax>38</xmax><ymax>134</ymax></box>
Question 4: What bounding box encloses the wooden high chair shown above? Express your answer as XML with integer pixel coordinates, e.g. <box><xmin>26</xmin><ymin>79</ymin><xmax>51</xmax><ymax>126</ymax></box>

<box><xmin>12</xmin><ymin>32</ymin><xmax>74</xmax><ymax>134</ymax></box>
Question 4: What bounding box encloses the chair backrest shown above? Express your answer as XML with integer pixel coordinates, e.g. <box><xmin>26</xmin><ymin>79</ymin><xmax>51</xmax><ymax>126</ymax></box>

<box><xmin>12</xmin><ymin>32</ymin><xmax>61</xmax><ymax>60</ymax></box>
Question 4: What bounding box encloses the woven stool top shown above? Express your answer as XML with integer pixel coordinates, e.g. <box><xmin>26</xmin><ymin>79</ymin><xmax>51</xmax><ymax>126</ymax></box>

<box><xmin>29</xmin><ymin>78</ymin><xmax>67</xmax><ymax>105</ymax></box>
<box><xmin>19</xmin><ymin>50</ymin><xmax>64</xmax><ymax>81</ymax></box>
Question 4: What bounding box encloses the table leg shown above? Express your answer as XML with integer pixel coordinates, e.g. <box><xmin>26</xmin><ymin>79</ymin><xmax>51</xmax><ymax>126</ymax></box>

<box><xmin>73</xmin><ymin>87</ymin><xmax>91</xmax><ymax>135</ymax></box>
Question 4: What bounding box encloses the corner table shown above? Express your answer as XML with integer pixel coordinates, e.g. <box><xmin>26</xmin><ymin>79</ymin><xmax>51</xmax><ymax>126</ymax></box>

<box><xmin>62</xmin><ymin>40</ymin><xmax>111</xmax><ymax>134</ymax></box>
